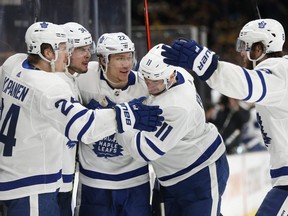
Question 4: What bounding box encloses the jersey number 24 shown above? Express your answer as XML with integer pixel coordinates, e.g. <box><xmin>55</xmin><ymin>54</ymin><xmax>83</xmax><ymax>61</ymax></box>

<box><xmin>0</xmin><ymin>99</ymin><xmax>20</xmax><ymax>156</ymax></box>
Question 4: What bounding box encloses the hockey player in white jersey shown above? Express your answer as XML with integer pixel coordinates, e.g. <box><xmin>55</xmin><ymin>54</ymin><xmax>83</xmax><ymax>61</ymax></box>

<box><xmin>75</xmin><ymin>32</ymin><xmax>152</xmax><ymax>216</ymax></box>
<box><xmin>162</xmin><ymin>18</ymin><xmax>288</xmax><ymax>216</ymax></box>
<box><xmin>117</xmin><ymin>44</ymin><xmax>229</xmax><ymax>216</ymax></box>
<box><xmin>58</xmin><ymin>22</ymin><xmax>95</xmax><ymax>216</ymax></box>
<box><xmin>0</xmin><ymin>22</ymin><xmax>164</xmax><ymax>216</ymax></box>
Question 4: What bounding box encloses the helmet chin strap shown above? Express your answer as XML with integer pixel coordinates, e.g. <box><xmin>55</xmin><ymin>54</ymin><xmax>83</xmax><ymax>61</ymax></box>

<box><xmin>65</xmin><ymin>67</ymin><xmax>79</xmax><ymax>78</ymax></box>
<box><xmin>99</xmin><ymin>64</ymin><xmax>120</xmax><ymax>86</ymax></box>
<box><xmin>164</xmin><ymin>70</ymin><xmax>177</xmax><ymax>90</ymax></box>
<box><xmin>99</xmin><ymin>57</ymin><xmax>122</xmax><ymax>86</ymax></box>
<box><xmin>65</xmin><ymin>61</ymin><xmax>80</xmax><ymax>78</ymax></box>
<box><xmin>164</xmin><ymin>79</ymin><xmax>172</xmax><ymax>90</ymax></box>
<box><xmin>246</xmin><ymin>50</ymin><xmax>266</xmax><ymax>69</ymax></box>
<box><xmin>39</xmin><ymin>50</ymin><xmax>59</xmax><ymax>72</ymax></box>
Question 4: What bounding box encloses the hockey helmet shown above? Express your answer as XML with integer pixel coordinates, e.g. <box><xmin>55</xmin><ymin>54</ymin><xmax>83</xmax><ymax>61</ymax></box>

<box><xmin>62</xmin><ymin>22</ymin><xmax>95</xmax><ymax>54</ymax></box>
<box><xmin>236</xmin><ymin>19</ymin><xmax>285</xmax><ymax>53</ymax></box>
<box><xmin>139</xmin><ymin>43</ymin><xmax>176</xmax><ymax>82</ymax></box>
<box><xmin>96</xmin><ymin>32</ymin><xmax>135</xmax><ymax>63</ymax></box>
<box><xmin>25</xmin><ymin>21</ymin><xmax>67</xmax><ymax>55</ymax></box>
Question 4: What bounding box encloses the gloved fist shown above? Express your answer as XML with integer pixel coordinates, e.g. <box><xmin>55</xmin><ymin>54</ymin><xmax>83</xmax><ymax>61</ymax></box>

<box><xmin>114</xmin><ymin>97</ymin><xmax>164</xmax><ymax>133</ymax></box>
<box><xmin>161</xmin><ymin>39</ymin><xmax>219</xmax><ymax>81</ymax></box>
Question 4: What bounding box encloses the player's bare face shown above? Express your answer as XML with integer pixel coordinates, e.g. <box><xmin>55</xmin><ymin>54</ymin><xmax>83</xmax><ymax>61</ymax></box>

<box><xmin>144</xmin><ymin>78</ymin><xmax>166</xmax><ymax>96</ymax></box>
<box><xmin>69</xmin><ymin>45</ymin><xmax>92</xmax><ymax>74</ymax></box>
<box><xmin>106</xmin><ymin>52</ymin><xmax>133</xmax><ymax>86</ymax></box>
<box><xmin>55</xmin><ymin>43</ymin><xmax>69</xmax><ymax>72</ymax></box>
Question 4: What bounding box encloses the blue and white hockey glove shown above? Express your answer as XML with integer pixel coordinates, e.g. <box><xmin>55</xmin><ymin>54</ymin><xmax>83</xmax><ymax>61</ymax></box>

<box><xmin>114</xmin><ymin>97</ymin><xmax>164</xmax><ymax>133</ymax></box>
<box><xmin>161</xmin><ymin>39</ymin><xmax>219</xmax><ymax>81</ymax></box>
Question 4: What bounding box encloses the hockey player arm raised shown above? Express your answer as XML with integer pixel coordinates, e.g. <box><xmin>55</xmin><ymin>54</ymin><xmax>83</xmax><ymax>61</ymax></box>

<box><xmin>161</xmin><ymin>39</ymin><xmax>286</xmax><ymax>106</ymax></box>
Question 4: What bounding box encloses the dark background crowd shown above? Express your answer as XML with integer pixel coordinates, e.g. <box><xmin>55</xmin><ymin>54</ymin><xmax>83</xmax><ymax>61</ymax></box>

<box><xmin>132</xmin><ymin>0</ymin><xmax>288</xmax><ymax>64</ymax></box>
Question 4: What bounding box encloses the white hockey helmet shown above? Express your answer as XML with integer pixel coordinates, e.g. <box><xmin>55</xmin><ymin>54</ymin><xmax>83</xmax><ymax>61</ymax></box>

<box><xmin>236</xmin><ymin>19</ymin><xmax>285</xmax><ymax>53</ymax></box>
<box><xmin>139</xmin><ymin>43</ymin><xmax>176</xmax><ymax>82</ymax></box>
<box><xmin>25</xmin><ymin>21</ymin><xmax>67</xmax><ymax>55</ymax></box>
<box><xmin>62</xmin><ymin>22</ymin><xmax>95</xmax><ymax>52</ymax></box>
<box><xmin>96</xmin><ymin>32</ymin><xmax>135</xmax><ymax>63</ymax></box>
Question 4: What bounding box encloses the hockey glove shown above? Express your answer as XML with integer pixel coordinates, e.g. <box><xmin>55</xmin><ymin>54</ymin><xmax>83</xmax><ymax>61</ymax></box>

<box><xmin>114</xmin><ymin>97</ymin><xmax>164</xmax><ymax>133</ymax></box>
<box><xmin>161</xmin><ymin>39</ymin><xmax>219</xmax><ymax>81</ymax></box>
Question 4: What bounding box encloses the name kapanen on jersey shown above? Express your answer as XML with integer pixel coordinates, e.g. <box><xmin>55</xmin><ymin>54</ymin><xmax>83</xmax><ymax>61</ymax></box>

<box><xmin>2</xmin><ymin>76</ymin><xmax>29</xmax><ymax>102</ymax></box>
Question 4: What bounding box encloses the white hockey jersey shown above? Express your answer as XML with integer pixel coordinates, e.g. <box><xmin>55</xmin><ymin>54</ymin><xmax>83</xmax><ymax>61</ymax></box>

<box><xmin>59</xmin><ymin>72</ymin><xmax>82</xmax><ymax>192</ymax></box>
<box><xmin>239</xmin><ymin>105</ymin><xmax>266</xmax><ymax>151</ymax></box>
<box><xmin>117</xmin><ymin>68</ymin><xmax>226</xmax><ymax>187</ymax></box>
<box><xmin>0</xmin><ymin>54</ymin><xmax>120</xmax><ymax>200</ymax></box>
<box><xmin>206</xmin><ymin>56</ymin><xmax>288</xmax><ymax>187</ymax></box>
<box><xmin>76</xmin><ymin>61</ymin><xmax>150</xmax><ymax>189</ymax></box>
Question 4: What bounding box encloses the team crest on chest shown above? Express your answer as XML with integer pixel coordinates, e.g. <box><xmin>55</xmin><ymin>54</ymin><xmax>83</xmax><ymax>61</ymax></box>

<box><xmin>92</xmin><ymin>134</ymin><xmax>123</xmax><ymax>158</ymax></box>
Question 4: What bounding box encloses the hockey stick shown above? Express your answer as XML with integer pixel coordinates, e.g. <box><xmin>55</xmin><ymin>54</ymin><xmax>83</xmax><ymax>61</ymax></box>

<box><xmin>143</xmin><ymin>2</ymin><xmax>164</xmax><ymax>214</ymax></box>
<box><xmin>33</xmin><ymin>0</ymin><xmax>41</xmax><ymax>23</ymax></box>
<box><xmin>151</xmin><ymin>178</ymin><xmax>165</xmax><ymax>216</ymax></box>
<box><xmin>144</xmin><ymin>0</ymin><xmax>151</xmax><ymax>50</ymax></box>
<box><xmin>255</xmin><ymin>0</ymin><xmax>262</xmax><ymax>19</ymax></box>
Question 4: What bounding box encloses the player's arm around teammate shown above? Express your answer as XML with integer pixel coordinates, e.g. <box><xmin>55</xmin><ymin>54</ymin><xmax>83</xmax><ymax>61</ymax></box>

<box><xmin>0</xmin><ymin>22</ymin><xmax>163</xmax><ymax>216</ymax></box>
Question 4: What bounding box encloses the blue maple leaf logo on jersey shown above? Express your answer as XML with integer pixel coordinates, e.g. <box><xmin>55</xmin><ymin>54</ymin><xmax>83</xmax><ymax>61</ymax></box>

<box><xmin>40</xmin><ymin>22</ymin><xmax>48</xmax><ymax>28</ymax></box>
<box><xmin>257</xmin><ymin>112</ymin><xmax>271</xmax><ymax>147</ymax></box>
<box><xmin>258</xmin><ymin>21</ymin><xmax>266</xmax><ymax>29</ymax></box>
<box><xmin>92</xmin><ymin>134</ymin><xmax>123</xmax><ymax>158</ymax></box>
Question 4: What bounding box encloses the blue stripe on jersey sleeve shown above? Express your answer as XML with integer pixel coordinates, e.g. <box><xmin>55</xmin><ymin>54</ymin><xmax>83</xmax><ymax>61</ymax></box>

<box><xmin>270</xmin><ymin>166</ymin><xmax>288</xmax><ymax>179</ymax></box>
<box><xmin>241</xmin><ymin>67</ymin><xmax>253</xmax><ymax>101</ymax></box>
<box><xmin>136</xmin><ymin>132</ymin><xmax>149</xmax><ymax>161</ymax></box>
<box><xmin>77</xmin><ymin>112</ymin><xmax>95</xmax><ymax>142</ymax></box>
<box><xmin>136</xmin><ymin>132</ymin><xmax>166</xmax><ymax>161</ymax></box>
<box><xmin>255</xmin><ymin>70</ymin><xmax>267</xmax><ymax>102</ymax></box>
<box><xmin>241</xmin><ymin>68</ymin><xmax>267</xmax><ymax>102</ymax></box>
<box><xmin>158</xmin><ymin>135</ymin><xmax>222</xmax><ymax>182</ymax></box>
<box><xmin>65</xmin><ymin>109</ymin><xmax>89</xmax><ymax>139</ymax></box>
<box><xmin>144</xmin><ymin>137</ymin><xmax>165</xmax><ymax>156</ymax></box>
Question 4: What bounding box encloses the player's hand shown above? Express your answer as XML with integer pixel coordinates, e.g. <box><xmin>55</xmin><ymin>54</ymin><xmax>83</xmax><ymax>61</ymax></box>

<box><xmin>114</xmin><ymin>97</ymin><xmax>164</xmax><ymax>133</ymax></box>
<box><xmin>102</xmin><ymin>96</ymin><xmax>116</xmax><ymax>108</ymax></box>
<box><xmin>86</xmin><ymin>99</ymin><xmax>101</xmax><ymax>109</ymax></box>
<box><xmin>161</xmin><ymin>39</ymin><xmax>219</xmax><ymax>81</ymax></box>
<box><xmin>86</xmin><ymin>97</ymin><xmax>116</xmax><ymax>109</ymax></box>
